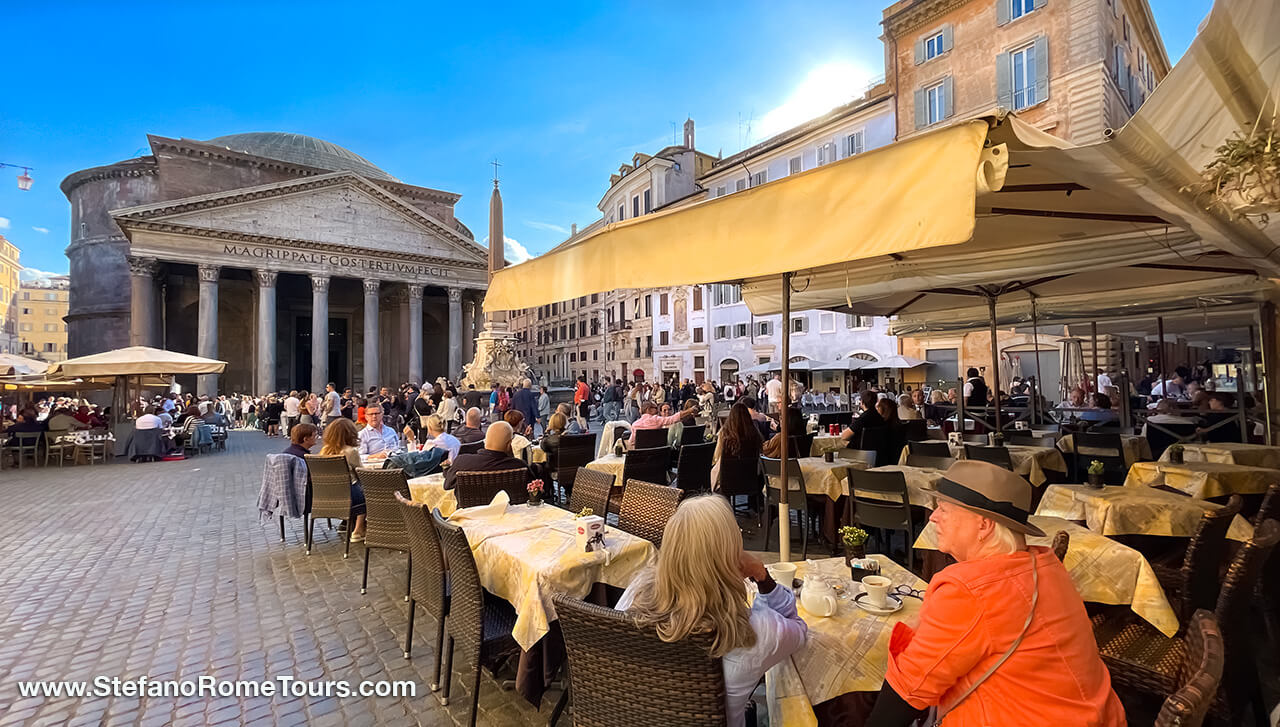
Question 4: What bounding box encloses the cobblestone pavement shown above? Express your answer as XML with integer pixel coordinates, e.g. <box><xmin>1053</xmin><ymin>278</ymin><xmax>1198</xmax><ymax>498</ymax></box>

<box><xmin>0</xmin><ymin>432</ymin><xmax>557</xmax><ymax>726</ymax></box>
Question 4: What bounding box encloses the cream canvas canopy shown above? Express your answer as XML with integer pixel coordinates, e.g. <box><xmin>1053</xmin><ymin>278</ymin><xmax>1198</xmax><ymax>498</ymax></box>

<box><xmin>0</xmin><ymin>353</ymin><xmax>50</xmax><ymax>377</ymax></box>
<box><xmin>48</xmin><ymin>346</ymin><xmax>227</xmax><ymax>378</ymax></box>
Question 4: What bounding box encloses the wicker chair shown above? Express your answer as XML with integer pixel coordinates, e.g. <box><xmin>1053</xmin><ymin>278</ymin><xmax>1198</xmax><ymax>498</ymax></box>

<box><xmin>962</xmin><ymin>444</ymin><xmax>1014</xmax><ymax>470</ymax></box>
<box><xmin>1257</xmin><ymin>485</ymin><xmax>1280</xmax><ymax>650</ymax></box>
<box><xmin>844</xmin><ymin>469</ymin><xmax>913</xmax><ymax>571</ymax></box>
<box><xmin>673</xmin><ymin>441</ymin><xmax>715</xmax><ymax>495</ymax></box>
<box><xmin>617</xmin><ymin>479</ymin><xmax>683</xmax><ymax>548</ymax></box>
<box><xmin>1150</xmin><ymin>496</ymin><xmax>1243</xmax><ymax>624</ymax></box>
<box><xmin>1093</xmin><ymin>520</ymin><xmax>1279</xmax><ymax>724</ymax></box>
<box><xmin>431</xmin><ymin>510</ymin><xmax>519</xmax><ymax>723</ymax></box>
<box><xmin>1155</xmin><ymin>610</ymin><xmax>1224</xmax><ymax>727</ymax></box>
<box><xmin>633</xmin><ymin>427</ymin><xmax>669</xmax><ymax>449</ymax></box>
<box><xmin>304</xmin><ymin>455</ymin><xmax>364</xmax><ymax>558</ymax></box>
<box><xmin>355</xmin><ymin>467</ymin><xmax>411</xmax><ymax>598</ymax></box>
<box><xmin>1051</xmin><ymin>530</ymin><xmax>1069</xmax><ymax>562</ymax></box>
<box><xmin>395</xmin><ymin>493</ymin><xmax>450</xmax><ymax>689</ymax></box>
<box><xmin>761</xmin><ymin>456</ymin><xmax>813</xmax><ymax>560</ymax></box>
<box><xmin>567</xmin><ymin>468</ymin><xmax>613</xmax><ymax>516</ymax></box>
<box><xmin>451</xmin><ymin>468</ymin><xmax>530</xmax><ymax>508</ymax></box>
<box><xmin>555</xmin><ymin>433</ymin><xmax>598</xmax><ymax>504</ymax></box>
<box><xmin>1252</xmin><ymin>482</ymin><xmax>1280</xmax><ymax>528</ymax></box>
<box><xmin>552</xmin><ymin>593</ymin><xmax>727</xmax><ymax>726</ymax></box>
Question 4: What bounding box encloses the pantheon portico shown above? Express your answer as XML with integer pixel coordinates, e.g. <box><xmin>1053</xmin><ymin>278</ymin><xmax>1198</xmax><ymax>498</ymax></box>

<box><xmin>62</xmin><ymin>133</ymin><xmax>487</xmax><ymax>396</ymax></box>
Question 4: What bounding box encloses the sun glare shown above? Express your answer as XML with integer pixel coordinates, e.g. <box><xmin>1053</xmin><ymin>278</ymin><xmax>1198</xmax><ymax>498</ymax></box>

<box><xmin>758</xmin><ymin>61</ymin><xmax>879</xmax><ymax>140</ymax></box>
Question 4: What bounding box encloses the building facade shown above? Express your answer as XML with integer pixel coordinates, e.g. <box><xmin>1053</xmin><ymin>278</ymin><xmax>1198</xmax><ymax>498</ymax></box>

<box><xmin>0</xmin><ymin>235</ymin><xmax>19</xmax><ymax>354</ymax></box>
<box><xmin>18</xmin><ymin>275</ymin><xmax>69</xmax><ymax>362</ymax></box>
<box><xmin>62</xmin><ymin>133</ymin><xmax>486</xmax><ymax>396</ymax></box>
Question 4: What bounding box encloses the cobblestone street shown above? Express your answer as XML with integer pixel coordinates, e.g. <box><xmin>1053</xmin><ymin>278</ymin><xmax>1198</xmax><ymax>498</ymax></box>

<box><xmin>0</xmin><ymin>432</ymin><xmax>554</xmax><ymax>726</ymax></box>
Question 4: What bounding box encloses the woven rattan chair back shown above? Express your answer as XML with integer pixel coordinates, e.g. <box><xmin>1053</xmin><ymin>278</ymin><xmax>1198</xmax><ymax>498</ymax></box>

<box><xmin>396</xmin><ymin>492</ymin><xmax>448</xmax><ymax>620</ymax></box>
<box><xmin>555</xmin><ymin>433</ymin><xmax>597</xmax><ymax>496</ymax></box>
<box><xmin>357</xmin><ymin>467</ymin><xmax>411</xmax><ymax>552</ymax></box>
<box><xmin>623</xmin><ymin>446</ymin><xmax>671</xmax><ymax>488</ymax></box>
<box><xmin>1176</xmin><ymin>495</ymin><xmax>1242</xmax><ymax>622</ymax></box>
<box><xmin>836</xmin><ymin>448</ymin><xmax>876</xmax><ymax>468</ymax></box>
<box><xmin>1155</xmin><ymin>609</ymin><xmax>1224</xmax><ymax>727</ymax></box>
<box><xmin>452</xmin><ymin>468</ymin><xmax>529</xmax><ymax>508</ymax></box>
<box><xmin>432</xmin><ymin>510</ymin><xmax>486</xmax><ymax>663</ymax></box>
<box><xmin>1214</xmin><ymin>519</ymin><xmax>1279</xmax><ymax>719</ymax></box>
<box><xmin>674</xmin><ymin>441</ymin><xmax>715</xmax><ymax>495</ymax></box>
<box><xmin>618</xmin><ymin>479</ymin><xmax>683</xmax><ymax>547</ymax></box>
<box><xmin>907</xmin><ymin>440</ymin><xmax>951</xmax><ymax>458</ymax></box>
<box><xmin>1253</xmin><ymin>483</ymin><xmax>1280</xmax><ymax>529</ymax></box>
<box><xmin>567</xmin><ymin>468</ymin><xmax>613</xmax><ymax>516</ymax></box>
<box><xmin>962</xmin><ymin>444</ymin><xmax>1013</xmax><ymax>470</ymax></box>
<box><xmin>633</xmin><ymin>427</ymin><xmax>669</xmax><ymax>449</ymax></box>
<box><xmin>305</xmin><ymin>455</ymin><xmax>355</xmax><ymax>520</ymax></box>
<box><xmin>552</xmin><ymin>593</ymin><xmax>727</xmax><ymax>726</ymax></box>
<box><xmin>679</xmin><ymin>424</ymin><xmax>707</xmax><ymax>445</ymax></box>
<box><xmin>1052</xmin><ymin>530</ymin><xmax>1070</xmax><ymax>562</ymax></box>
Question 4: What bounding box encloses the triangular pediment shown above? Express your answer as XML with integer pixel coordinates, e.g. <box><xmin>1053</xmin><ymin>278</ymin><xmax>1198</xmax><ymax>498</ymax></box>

<box><xmin>112</xmin><ymin>172</ymin><xmax>486</xmax><ymax>264</ymax></box>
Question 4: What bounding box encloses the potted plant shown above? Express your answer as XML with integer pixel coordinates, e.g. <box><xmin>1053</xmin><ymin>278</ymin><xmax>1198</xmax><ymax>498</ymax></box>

<box><xmin>839</xmin><ymin>525</ymin><xmax>869</xmax><ymax>561</ymax></box>
<box><xmin>1168</xmin><ymin>444</ymin><xmax>1185</xmax><ymax>464</ymax></box>
<box><xmin>1086</xmin><ymin>460</ymin><xmax>1106</xmax><ymax>488</ymax></box>
<box><xmin>527</xmin><ymin>479</ymin><xmax>545</xmax><ymax>506</ymax></box>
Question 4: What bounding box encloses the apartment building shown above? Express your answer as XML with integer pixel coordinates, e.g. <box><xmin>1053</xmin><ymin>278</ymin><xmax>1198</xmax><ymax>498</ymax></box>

<box><xmin>18</xmin><ymin>275</ymin><xmax>70</xmax><ymax>362</ymax></box>
<box><xmin>0</xmin><ymin>236</ymin><xmax>20</xmax><ymax>354</ymax></box>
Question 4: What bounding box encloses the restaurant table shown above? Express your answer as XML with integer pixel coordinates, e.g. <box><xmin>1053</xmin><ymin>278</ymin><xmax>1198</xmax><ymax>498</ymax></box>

<box><xmin>900</xmin><ymin>442</ymin><xmax>1067</xmax><ymax>486</ymax></box>
<box><xmin>914</xmin><ymin>515</ymin><xmax>1179</xmax><ymax>636</ymax></box>
<box><xmin>1157</xmin><ymin>441</ymin><xmax>1280</xmax><ymax>469</ymax></box>
<box><xmin>766</xmin><ymin>555</ymin><xmax>926</xmax><ymax>727</ymax></box>
<box><xmin>1035</xmin><ymin>484</ymin><xmax>1253</xmax><ymax>541</ymax></box>
<box><xmin>584</xmin><ymin>453</ymin><xmax>625</xmax><ymax>482</ymax></box>
<box><xmin>860</xmin><ymin>465</ymin><xmax>944</xmax><ymax>508</ymax></box>
<box><xmin>1123</xmin><ymin>460</ymin><xmax>1280</xmax><ymax>499</ymax></box>
<box><xmin>1058</xmin><ymin>433</ymin><xmax>1152</xmax><ymax>467</ymax></box>
<box><xmin>765</xmin><ymin>457</ymin><xmax>863</xmax><ymax>501</ymax></box>
<box><xmin>810</xmin><ymin>434</ymin><xmax>846</xmax><ymax>457</ymax></box>
<box><xmin>406</xmin><ymin>473</ymin><xmax>457</xmax><ymax>517</ymax></box>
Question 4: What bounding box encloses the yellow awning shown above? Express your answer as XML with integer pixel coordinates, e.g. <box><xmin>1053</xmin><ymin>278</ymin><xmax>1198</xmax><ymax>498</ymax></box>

<box><xmin>483</xmin><ymin>120</ymin><xmax>1004</xmax><ymax>311</ymax></box>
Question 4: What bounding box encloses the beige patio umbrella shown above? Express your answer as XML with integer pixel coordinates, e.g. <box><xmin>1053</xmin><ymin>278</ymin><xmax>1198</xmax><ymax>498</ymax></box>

<box><xmin>0</xmin><ymin>353</ymin><xmax>51</xmax><ymax>377</ymax></box>
<box><xmin>48</xmin><ymin>346</ymin><xmax>226</xmax><ymax>378</ymax></box>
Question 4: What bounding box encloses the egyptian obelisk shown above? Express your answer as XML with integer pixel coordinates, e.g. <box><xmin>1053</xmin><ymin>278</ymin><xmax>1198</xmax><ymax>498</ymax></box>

<box><xmin>460</xmin><ymin>176</ymin><xmax>526</xmax><ymax>388</ymax></box>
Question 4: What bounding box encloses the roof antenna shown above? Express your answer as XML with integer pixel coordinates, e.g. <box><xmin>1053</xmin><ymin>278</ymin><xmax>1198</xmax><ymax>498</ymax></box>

<box><xmin>490</xmin><ymin>158</ymin><xmax>501</xmax><ymax>188</ymax></box>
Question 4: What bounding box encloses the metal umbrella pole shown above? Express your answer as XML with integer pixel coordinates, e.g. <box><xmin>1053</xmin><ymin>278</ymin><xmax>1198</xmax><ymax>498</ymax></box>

<box><xmin>1030</xmin><ymin>296</ymin><xmax>1044</xmax><ymax>425</ymax></box>
<box><xmin>1157</xmin><ymin>316</ymin><xmax>1167</xmax><ymax>400</ymax></box>
<box><xmin>778</xmin><ymin>272</ymin><xmax>793</xmax><ymax>562</ymax></box>
<box><xmin>1091</xmin><ymin>321</ymin><xmax>1099</xmax><ymax>392</ymax></box>
<box><xmin>987</xmin><ymin>296</ymin><xmax>1003</xmax><ymax>445</ymax></box>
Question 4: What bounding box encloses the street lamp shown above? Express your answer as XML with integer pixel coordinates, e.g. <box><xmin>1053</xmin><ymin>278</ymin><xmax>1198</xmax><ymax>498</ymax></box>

<box><xmin>1</xmin><ymin>163</ymin><xmax>33</xmax><ymax>191</ymax></box>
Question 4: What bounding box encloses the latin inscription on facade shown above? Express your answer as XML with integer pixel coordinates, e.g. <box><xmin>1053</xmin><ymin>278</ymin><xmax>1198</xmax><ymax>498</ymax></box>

<box><xmin>222</xmin><ymin>244</ymin><xmax>452</xmax><ymax>278</ymax></box>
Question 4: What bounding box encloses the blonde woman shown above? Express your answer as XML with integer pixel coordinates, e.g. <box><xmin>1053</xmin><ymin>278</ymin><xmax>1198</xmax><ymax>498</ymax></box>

<box><xmin>319</xmin><ymin>418</ymin><xmax>367</xmax><ymax>542</ymax></box>
<box><xmin>617</xmin><ymin>496</ymin><xmax>806</xmax><ymax>726</ymax></box>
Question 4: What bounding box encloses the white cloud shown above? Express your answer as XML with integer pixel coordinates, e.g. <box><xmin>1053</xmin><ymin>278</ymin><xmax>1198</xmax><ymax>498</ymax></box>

<box><xmin>525</xmin><ymin>220</ymin><xmax>568</xmax><ymax>235</ymax></box>
<box><xmin>0</xmin><ymin>217</ymin><xmax>9</xmax><ymax>229</ymax></box>
<box><xmin>482</xmin><ymin>235</ymin><xmax>534</xmax><ymax>263</ymax></box>
<box><xmin>20</xmin><ymin>267</ymin><xmax>65</xmax><ymax>285</ymax></box>
<box><xmin>32</xmin><ymin>226</ymin><xmax>49</xmax><ymax>234</ymax></box>
<box><xmin>757</xmin><ymin>61</ymin><xmax>879</xmax><ymax>140</ymax></box>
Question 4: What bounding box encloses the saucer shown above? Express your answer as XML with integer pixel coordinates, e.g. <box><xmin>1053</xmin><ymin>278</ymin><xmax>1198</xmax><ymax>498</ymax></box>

<box><xmin>854</xmin><ymin>592</ymin><xmax>904</xmax><ymax>615</ymax></box>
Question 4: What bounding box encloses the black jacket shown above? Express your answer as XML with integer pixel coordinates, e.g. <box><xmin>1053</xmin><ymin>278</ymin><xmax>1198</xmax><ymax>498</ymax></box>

<box><xmin>443</xmin><ymin>448</ymin><xmax>532</xmax><ymax>490</ymax></box>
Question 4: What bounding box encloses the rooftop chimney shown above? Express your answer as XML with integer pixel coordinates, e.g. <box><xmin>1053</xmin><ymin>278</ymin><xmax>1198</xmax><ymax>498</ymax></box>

<box><xmin>683</xmin><ymin>118</ymin><xmax>695</xmax><ymax>149</ymax></box>
<box><xmin>571</xmin><ymin>223</ymin><xmax>578</xmax><ymax>237</ymax></box>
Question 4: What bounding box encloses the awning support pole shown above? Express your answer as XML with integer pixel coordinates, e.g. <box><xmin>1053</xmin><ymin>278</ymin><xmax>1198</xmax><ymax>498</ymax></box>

<box><xmin>1030</xmin><ymin>296</ymin><xmax>1044</xmax><ymax>425</ymax></box>
<box><xmin>1091</xmin><ymin>322</ymin><xmax>1099</xmax><ymax>393</ymax></box>
<box><xmin>988</xmin><ymin>296</ymin><xmax>1003</xmax><ymax>444</ymax></box>
<box><xmin>1236</xmin><ymin>365</ymin><xmax>1249</xmax><ymax>443</ymax></box>
<box><xmin>1157</xmin><ymin>316</ymin><xmax>1167</xmax><ymax>400</ymax></box>
<box><xmin>1249</xmin><ymin>324</ymin><xmax>1260</xmax><ymax>396</ymax></box>
<box><xmin>1258</xmin><ymin>302</ymin><xmax>1275</xmax><ymax>444</ymax></box>
<box><xmin>778</xmin><ymin>272</ymin><xmax>792</xmax><ymax>562</ymax></box>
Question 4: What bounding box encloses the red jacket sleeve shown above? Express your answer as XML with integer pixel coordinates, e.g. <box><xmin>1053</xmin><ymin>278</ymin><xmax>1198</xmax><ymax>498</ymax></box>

<box><xmin>884</xmin><ymin>579</ymin><xmax>989</xmax><ymax>711</ymax></box>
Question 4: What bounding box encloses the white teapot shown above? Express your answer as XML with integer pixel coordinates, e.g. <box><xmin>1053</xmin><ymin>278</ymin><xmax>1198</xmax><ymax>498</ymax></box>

<box><xmin>800</xmin><ymin>576</ymin><xmax>839</xmax><ymax>617</ymax></box>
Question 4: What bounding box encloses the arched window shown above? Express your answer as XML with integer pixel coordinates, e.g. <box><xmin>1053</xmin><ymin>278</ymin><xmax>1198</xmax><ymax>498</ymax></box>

<box><xmin>719</xmin><ymin>358</ymin><xmax>740</xmax><ymax>381</ymax></box>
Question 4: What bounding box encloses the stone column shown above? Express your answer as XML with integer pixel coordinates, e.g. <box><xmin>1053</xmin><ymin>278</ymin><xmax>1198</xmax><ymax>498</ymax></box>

<box><xmin>128</xmin><ymin>256</ymin><xmax>160</xmax><ymax>348</ymax></box>
<box><xmin>447</xmin><ymin>287</ymin><xmax>463</xmax><ymax>378</ymax></box>
<box><xmin>197</xmin><ymin>264</ymin><xmax>221</xmax><ymax>397</ymax></box>
<box><xmin>408</xmin><ymin>284</ymin><xmax>423</xmax><ymax>385</ymax></box>
<box><xmin>311</xmin><ymin>275</ymin><xmax>330</xmax><ymax>393</ymax></box>
<box><xmin>461</xmin><ymin>294</ymin><xmax>475</xmax><ymax>366</ymax></box>
<box><xmin>256</xmin><ymin>270</ymin><xmax>278</xmax><ymax>394</ymax></box>
<box><xmin>363</xmin><ymin>279</ymin><xmax>381</xmax><ymax>392</ymax></box>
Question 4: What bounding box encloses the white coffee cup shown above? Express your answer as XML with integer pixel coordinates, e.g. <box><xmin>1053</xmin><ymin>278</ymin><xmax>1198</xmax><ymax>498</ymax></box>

<box><xmin>765</xmin><ymin>562</ymin><xmax>797</xmax><ymax>591</ymax></box>
<box><xmin>861</xmin><ymin>574</ymin><xmax>892</xmax><ymax>608</ymax></box>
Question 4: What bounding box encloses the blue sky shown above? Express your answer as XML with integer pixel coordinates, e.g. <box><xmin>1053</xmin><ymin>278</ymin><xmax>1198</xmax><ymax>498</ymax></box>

<box><xmin>0</xmin><ymin>0</ymin><xmax>1211</xmax><ymax>277</ymax></box>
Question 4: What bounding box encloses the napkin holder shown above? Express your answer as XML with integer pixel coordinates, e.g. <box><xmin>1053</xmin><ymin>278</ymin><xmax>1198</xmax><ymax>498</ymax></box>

<box><xmin>849</xmin><ymin>558</ymin><xmax>881</xmax><ymax>582</ymax></box>
<box><xmin>947</xmin><ymin>431</ymin><xmax>963</xmax><ymax>447</ymax></box>
<box><xmin>575</xmin><ymin>515</ymin><xmax>606</xmax><ymax>552</ymax></box>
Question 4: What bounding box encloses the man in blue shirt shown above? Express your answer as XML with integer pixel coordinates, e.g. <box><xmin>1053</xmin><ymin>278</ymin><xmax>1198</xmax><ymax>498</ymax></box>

<box><xmin>357</xmin><ymin>404</ymin><xmax>400</xmax><ymax>455</ymax></box>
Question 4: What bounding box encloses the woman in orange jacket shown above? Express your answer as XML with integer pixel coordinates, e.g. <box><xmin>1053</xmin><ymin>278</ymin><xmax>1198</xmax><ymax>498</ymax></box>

<box><xmin>868</xmin><ymin>460</ymin><xmax>1126</xmax><ymax>726</ymax></box>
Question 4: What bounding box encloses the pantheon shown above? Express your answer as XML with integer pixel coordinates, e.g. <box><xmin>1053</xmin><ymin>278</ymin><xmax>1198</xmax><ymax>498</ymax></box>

<box><xmin>61</xmin><ymin>132</ymin><xmax>489</xmax><ymax>396</ymax></box>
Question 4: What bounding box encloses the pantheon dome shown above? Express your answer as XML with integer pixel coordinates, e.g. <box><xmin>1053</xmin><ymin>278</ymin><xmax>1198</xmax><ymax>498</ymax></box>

<box><xmin>205</xmin><ymin>132</ymin><xmax>399</xmax><ymax>182</ymax></box>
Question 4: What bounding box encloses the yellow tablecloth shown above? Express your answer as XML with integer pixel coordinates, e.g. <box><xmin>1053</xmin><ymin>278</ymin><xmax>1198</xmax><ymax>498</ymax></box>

<box><xmin>914</xmin><ymin>515</ymin><xmax>1178</xmax><ymax>636</ymax></box>
<box><xmin>860</xmin><ymin>465</ymin><xmax>944</xmax><ymax>508</ymax></box>
<box><xmin>810</xmin><ymin>434</ymin><xmax>846</xmax><ymax>457</ymax></box>
<box><xmin>1123</xmin><ymin>460</ymin><xmax>1280</xmax><ymax>499</ymax></box>
<box><xmin>455</xmin><ymin>504</ymin><xmax>656</xmax><ymax>650</ymax></box>
<box><xmin>899</xmin><ymin>443</ymin><xmax>1066</xmax><ymax>486</ymax></box>
<box><xmin>1035</xmin><ymin>484</ymin><xmax>1253</xmax><ymax>541</ymax></box>
<box><xmin>767</xmin><ymin>457</ymin><xmax>863</xmax><ymax>501</ymax></box>
<box><xmin>1058</xmin><ymin>433</ymin><xmax>1152</xmax><ymax>467</ymax></box>
<box><xmin>766</xmin><ymin>555</ymin><xmax>925</xmax><ymax>727</ymax></box>
<box><xmin>584</xmin><ymin>454</ymin><xmax>625</xmax><ymax>482</ymax></box>
<box><xmin>407</xmin><ymin>473</ymin><xmax>456</xmax><ymax>518</ymax></box>
<box><xmin>1158</xmin><ymin>442</ymin><xmax>1280</xmax><ymax>469</ymax></box>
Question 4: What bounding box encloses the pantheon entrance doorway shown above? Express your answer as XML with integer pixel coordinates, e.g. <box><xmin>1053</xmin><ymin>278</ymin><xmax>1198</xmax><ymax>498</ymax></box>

<box><xmin>294</xmin><ymin>317</ymin><xmax>349</xmax><ymax>391</ymax></box>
